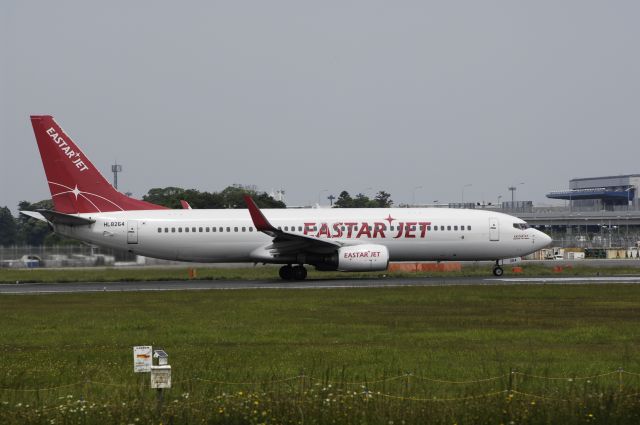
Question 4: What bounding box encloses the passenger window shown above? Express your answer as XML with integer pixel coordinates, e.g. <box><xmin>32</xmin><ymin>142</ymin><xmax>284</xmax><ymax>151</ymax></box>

<box><xmin>459</xmin><ymin>226</ymin><xmax>464</xmax><ymax>231</ymax></box>
<box><xmin>165</xmin><ymin>227</ymin><xmax>169</xmax><ymax>233</ymax></box>
<box><xmin>199</xmin><ymin>227</ymin><xmax>203</xmax><ymax>232</ymax></box>
<box><xmin>427</xmin><ymin>226</ymin><xmax>431</xmax><ymax>231</ymax></box>
<box><xmin>234</xmin><ymin>227</ymin><xmax>238</xmax><ymax>232</ymax></box>
<box><xmin>212</xmin><ymin>227</ymin><xmax>216</xmax><ymax>232</ymax></box>
<box><xmin>192</xmin><ymin>227</ymin><xmax>196</xmax><ymax>232</ymax></box>
<box><xmin>454</xmin><ymin>226</ymin><xmax>458</xmax><ymax>231</ymax></box>
<box><xmin>440</xmin><ymin>226</ymin><xmax>444</xmax><ymax>231</ymax></box>
<box><xmin>284</xmin><ymin>226</ymin><xmax>288</xmax><ymax>231</ymax></box>
<box><xmin>249</xmin><ymin>227</ymin><xmax>254</xmax><ymax>232</ymax></box>
<box><xmin>205</xmin><ymin>227</ymin><xmax>209</xmax><ymax>232</ymax></box>
<box><xmin>433</xmin><ymin>226</ymin><xmax>437</xmax><ymax>231</ymax></box>
<box><xmin>467</xmin><ymin>226</ymin><xmax>472</xmax><ymax>231</ymax></box>
<box><xmin>298</xmin><ymin>226</ymin><xmax>302</xmax><ymax>231</ymax></box>
<box><xmin>447</xmin><ymin>226</ymin><xmax>451</xmax><ymax>231</ymax></box>
<box><xmin>226</xmin><ymin>227</ymin><xmax>230</xmax><ymax>232</ymax></box>
<box><xmin>278</xmin><ymin>226</ymin><xmax>282</xmax><ymax>230</ymax></box>
<box><xmin>179</xmin><ymin>228</ymin><xmax>183</xmax><ymax>233</ymax></box>
<box><xmin>242</xmin><ymin>227</ymin><xmax>246</xmax><ymax>232</ymax></box>
<box><xmin>390</xmin><ymin>226</ymin><xmax>394</xmax><ymax>231</ymax></box>
<box><xmin>157</xmin><ymin>227</ymin><xmax>161</xmax><ymax>233</ymax></box>
<box><xmin>219</xmin><ymin>227</ymin><xmax>223</xmax><ymax>232</ymax></box>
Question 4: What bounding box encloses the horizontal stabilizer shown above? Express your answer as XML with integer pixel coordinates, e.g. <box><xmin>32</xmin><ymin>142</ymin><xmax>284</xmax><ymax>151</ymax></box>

<box><xmin>21</xmin><ymin>209</ymin><xmax>95</xmax><ymax>226</ymax></box>
<box><xmin>19</xmin><ymin>210</ymin><xmax>48</xmax><ymax>222</ymax></box>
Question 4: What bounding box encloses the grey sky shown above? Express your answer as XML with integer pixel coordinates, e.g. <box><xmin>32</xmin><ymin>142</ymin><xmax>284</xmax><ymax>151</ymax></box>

<box><xmin>3</xmin><ymin>1</ymin><xmax>639</xmax><ymax>212</ymax></box>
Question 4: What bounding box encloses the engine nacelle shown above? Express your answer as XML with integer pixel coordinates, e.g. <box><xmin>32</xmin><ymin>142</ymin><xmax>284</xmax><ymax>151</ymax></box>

<box><xmin>337</xmin><ymin>244</ymin><xmax>389</xmax><ymax>272</ymax></box>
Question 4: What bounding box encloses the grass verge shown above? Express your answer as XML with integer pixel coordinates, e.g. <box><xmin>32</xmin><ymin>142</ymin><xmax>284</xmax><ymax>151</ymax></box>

<box><xmin>2</xmin><ymin>262</ymin><xmax>640</xmax><ymax>284</ymax></box>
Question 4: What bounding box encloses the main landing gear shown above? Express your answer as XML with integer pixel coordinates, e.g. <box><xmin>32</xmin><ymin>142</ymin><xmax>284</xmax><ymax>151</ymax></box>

<box><xmin>279</xmin><ymin>265</ymin><xmax>308</xmax><ymax>281</ymax></box>
<box><xmin>492</xmin><ymin>260</ymin><xmax>504</xmax><ymax>277</ymax></box>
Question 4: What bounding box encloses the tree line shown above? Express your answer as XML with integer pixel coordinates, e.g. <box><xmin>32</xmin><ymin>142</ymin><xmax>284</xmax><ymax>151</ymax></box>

<box><xmin>0</xmin><ymin>187</ymin><xmax>393</xmax><ymax>246</ymax></box>
<box><xmin>332</xmin><ymin>190</ymin><xmax>393</xmax><ymax>208</ymax></box>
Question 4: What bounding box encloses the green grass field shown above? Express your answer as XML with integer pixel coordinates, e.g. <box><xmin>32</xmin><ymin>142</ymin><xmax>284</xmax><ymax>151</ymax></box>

<box><xmin>2</xmin><ymin>284</ymin><xmax>640</xmax><ymax>423</ymax></box>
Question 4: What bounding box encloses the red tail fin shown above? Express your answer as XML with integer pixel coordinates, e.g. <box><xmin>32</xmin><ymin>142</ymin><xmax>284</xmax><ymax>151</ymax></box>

<box><xmin>30</xmin><ymin>115</ymin><xmax>167</xmax><ymax>213</ymax></box>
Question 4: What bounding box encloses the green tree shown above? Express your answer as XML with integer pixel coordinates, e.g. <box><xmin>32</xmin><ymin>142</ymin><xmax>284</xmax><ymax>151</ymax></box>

<box><xmin>334</xmin><ymin>190</ymin><xmax>393</xmax><ymax>208</ymax></box>
<box><xmin>353</xmin><ymin>193</ymin><xmax>374</xmax><ymax>208</ymax></box>
<box><xmin>333</xmin><ymin>191</ymin><xmax>354</xmax><ymax>208</ymax></box>
<box><xmin>0</xmin><ymin>206</ymin><xmax>18</xmax><ymax>246</ymax></box>
<box><xmin>219</xmin><ymin>186</ymin><xmax>285</xmax><ymax>209</ymax></box>
<box><xmin>17</xmin><ymin>200</ymin><xmax>57</xmax><ymax>246</ymax></box>
<box><xmin>143</xmin><ymin>187</ymin><xmax>186</xmax><ymax>208</ymax></box>
<box><xmin>143</xmin><ymin>186</ymin><xmax>285</xmax><ymax>209</ymax></box>
<box><xmin>373</xmin><ymin>191</ymin><xmax>393</xmax><ymax>208</ymax></box>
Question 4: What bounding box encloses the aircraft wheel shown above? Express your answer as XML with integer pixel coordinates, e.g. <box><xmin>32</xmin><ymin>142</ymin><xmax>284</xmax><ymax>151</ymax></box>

<box><xmin>492</xmin><ymin>266</ymin><xmax>504</xmax><ymax>277</ymax></box>
<box><xmin>292</xmin><ymin>266</ymin><xmax>307</xmax><ymax>280</ymax></box>
<box><xmin>279</xmin><ymin>265</ymin><xmax>294</xmax><ymax>280</ymax></box>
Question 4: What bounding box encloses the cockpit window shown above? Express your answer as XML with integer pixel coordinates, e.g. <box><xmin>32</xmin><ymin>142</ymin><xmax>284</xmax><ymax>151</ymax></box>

<box><xmin>513</xmin><ymin>223</ymin><xmax>529</xmax><ymax>230</ymax></box>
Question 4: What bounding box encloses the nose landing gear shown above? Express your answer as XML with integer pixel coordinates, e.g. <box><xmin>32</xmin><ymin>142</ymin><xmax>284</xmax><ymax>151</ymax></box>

<box><xmin>279</xmin><ymin>265</ymin><xmax>308</xmax><ymax>280</ymax></box>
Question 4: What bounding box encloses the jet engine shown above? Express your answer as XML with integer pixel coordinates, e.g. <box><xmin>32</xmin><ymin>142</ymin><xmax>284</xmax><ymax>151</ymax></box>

<box><xmin>336</xmin><ymin>244</ymin><xmax>389</xmax><ymax>272</ymax></box>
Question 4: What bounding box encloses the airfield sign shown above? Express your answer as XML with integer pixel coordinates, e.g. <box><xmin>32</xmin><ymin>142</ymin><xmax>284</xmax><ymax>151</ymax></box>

<box><xmin>133</xmin><ymin>346</ymin><xmax>152</xmax><ymax>372</ymax></box>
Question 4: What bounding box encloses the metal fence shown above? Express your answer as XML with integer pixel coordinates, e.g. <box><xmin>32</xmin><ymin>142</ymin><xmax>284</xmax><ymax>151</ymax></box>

<box><xmin>0</xmin><ymin>245</ymin><xmax>135</xmax><ymax>268</ymax></box>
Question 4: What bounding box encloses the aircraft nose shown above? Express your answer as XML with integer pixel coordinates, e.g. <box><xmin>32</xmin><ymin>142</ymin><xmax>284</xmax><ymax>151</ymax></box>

<box><xmin>537</xmin><ymin>231</ymin><xmax>552</xmax><ymax>248</ymax></box>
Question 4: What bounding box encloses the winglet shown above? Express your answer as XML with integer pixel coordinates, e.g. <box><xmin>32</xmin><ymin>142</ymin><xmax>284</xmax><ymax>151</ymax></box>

<box><xmin>243</xmin><ymin>195</ymin><xmax>276</xmax><ymax>232</ymax></box>
<box><xmin>180</xmin><ymin>200</ymin><xmax>192</xmax><ymax>209</ymax></box>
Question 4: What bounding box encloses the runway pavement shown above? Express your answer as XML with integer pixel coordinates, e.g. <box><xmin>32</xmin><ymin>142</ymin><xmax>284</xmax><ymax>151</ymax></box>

<box><xmin>2</xmin><ymin>275</ymin><xmax>640</xmax><ymax>294</ymax></box>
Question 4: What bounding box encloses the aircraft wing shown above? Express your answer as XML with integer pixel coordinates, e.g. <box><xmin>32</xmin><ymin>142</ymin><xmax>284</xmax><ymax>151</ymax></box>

<box><xmin>243</xmin><ymin>195</ymin><xmax>344</xmax><ymax>258</ymax></box>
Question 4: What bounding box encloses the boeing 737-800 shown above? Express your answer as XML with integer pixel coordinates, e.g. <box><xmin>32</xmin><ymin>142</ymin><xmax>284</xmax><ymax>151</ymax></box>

<box><xmin>23</xmin><ymin>115</ymin><xmax>552</xmax><ymax>279</ymax></box>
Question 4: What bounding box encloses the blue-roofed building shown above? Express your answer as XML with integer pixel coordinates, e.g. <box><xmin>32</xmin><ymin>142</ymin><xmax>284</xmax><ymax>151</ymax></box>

<box><xmin>547</xmin><ymin>174</ymin><xmax>638</xmax><ymax>211</ymax></box>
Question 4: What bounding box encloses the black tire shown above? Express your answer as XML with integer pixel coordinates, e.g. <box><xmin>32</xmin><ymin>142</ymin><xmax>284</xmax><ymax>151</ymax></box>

<box><xmin>292</xmin><ymin>266</ymin><xmax>307</xmax><ymax>280</ymax></box>
<box><xmin>279</xmin><ymin>265</ymin><xmax>293</xmax><ymax>280</ymax></box>
<box><xmin>493</xmin><ymin>266</ymin><xmax>504</xmax><ymax>277</ymax></box>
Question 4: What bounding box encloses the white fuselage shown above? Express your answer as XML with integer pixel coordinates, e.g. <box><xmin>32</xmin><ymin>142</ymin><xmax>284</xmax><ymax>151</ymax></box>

<box><xmin>54</xmin><ymin>207</ymin><xmax>551</xmax><ymax>263</ymax></box>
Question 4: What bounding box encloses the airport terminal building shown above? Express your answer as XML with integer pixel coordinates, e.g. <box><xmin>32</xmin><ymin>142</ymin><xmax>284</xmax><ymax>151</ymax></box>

<box><xmin>546</xmin><ymin>174</ymin><xmax>639</xmax><ymax>211</ymax></box>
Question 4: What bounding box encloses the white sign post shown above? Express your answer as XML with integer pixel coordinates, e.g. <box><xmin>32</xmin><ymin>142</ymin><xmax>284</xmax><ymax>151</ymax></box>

<box><xmin>151</xmin><ymin>365</ymin><xmax>172</xmax><ymax>389</ymax></box>
<box><xmin>133</xmin><ymin>346</ymin><xmax>153</xmax><ymax>373</ymax></box>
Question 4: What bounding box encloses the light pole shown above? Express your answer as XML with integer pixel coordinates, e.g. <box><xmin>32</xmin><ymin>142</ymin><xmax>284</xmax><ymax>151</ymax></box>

<box><xmin>626</xmin><ymin>187</ymin><xmax>633</xmax><ymax>210</ymax></box>
<box><xmin>327</xmin><ymin>194</ymin><xmax>335</xmax><ymax>206</ymax></box>
<box><xmin>461</xmin><ymin>184</ymin><xmax>472</xmax><ymax>205</ymax></box>
<box><xmin>497</xmin><ymin>195</ymin><xmax>502</xmax><ymax>208</ymax></box>
<box><xmin>508</xmin><ymin>182</ymin><xmax>525</xmax><ymax>204</ymax></box>
<box><xmin>569</xmin><ymin>190</ymin><xmax>572</xmax><ymax>212</ymax></box>
<box><xmin>412</xmin><ymin>186</ymin><xmax>423</xmax><ymax>206</ymax></box>
<box><xmin>111</xmin><ymin>163</ymin><xmax>122</xmax><ymax>190</ymax></box>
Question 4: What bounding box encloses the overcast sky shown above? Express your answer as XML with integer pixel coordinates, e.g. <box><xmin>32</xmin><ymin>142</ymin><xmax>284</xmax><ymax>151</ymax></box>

<box><xmin>2</xmin><ymin>1</ymin><xmax>639</xmax><ymax>211</ymax></box>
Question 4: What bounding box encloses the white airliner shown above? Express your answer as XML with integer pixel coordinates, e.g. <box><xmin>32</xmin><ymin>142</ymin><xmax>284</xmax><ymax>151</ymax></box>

<box><xmin>23</xmin><ymin>115</ymin><xmax>552</xmax><ymax>279</ymax></box>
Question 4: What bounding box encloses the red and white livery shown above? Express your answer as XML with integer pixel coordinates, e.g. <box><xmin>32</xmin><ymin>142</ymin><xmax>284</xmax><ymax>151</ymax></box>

<box><xmin>24</xmin><ymin>115</ymin><xmax>552</xmax><ymax>279</ymax></box>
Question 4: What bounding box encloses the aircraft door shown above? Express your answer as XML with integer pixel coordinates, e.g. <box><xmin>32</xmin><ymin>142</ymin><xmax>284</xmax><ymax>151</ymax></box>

<box><xmin>127</xmin><ymin>221</ymin><xmax>139</xmax><ymax>244</ymax></box>
<box><xmin>489</xmin><ymin>218</ymin><xmax>499</xmax><ymax>241</ymax></box>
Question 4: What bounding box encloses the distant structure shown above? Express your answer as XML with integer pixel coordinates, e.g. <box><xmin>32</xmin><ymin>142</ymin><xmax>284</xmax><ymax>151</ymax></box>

<box><xmin>232</xmin><ymin>183</ymin><xmax>258</xmax><ymax>192</ymax></box>
<box><xmin>270</xmin><ymin>189</ymin><xmax>286</xmax><ymax>203</ymax></box>
<box><xmin>111</xmin><ymin>162</ymin><xmax>122</xmax><ymax>190</ymax></box>
<box><xmin>547</xmin><ymin>174</ymin><xmax>638</xmax><ymax>211</ymax></box>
